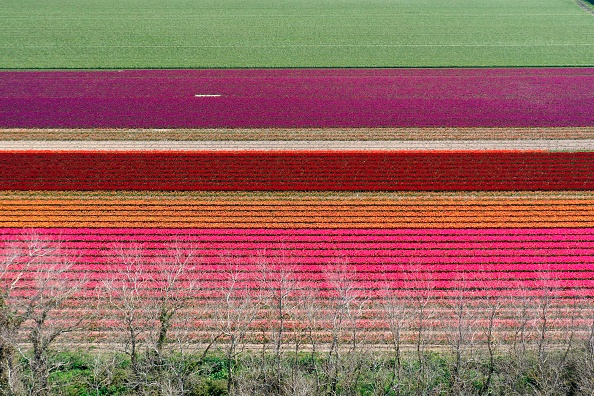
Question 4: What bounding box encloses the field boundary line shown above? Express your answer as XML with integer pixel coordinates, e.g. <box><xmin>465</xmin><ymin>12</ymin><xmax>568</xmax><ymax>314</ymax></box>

<box><xmin>1</xmin><ymin>139</ymin><xmax>594</xmax><ymax>152</ymax></box>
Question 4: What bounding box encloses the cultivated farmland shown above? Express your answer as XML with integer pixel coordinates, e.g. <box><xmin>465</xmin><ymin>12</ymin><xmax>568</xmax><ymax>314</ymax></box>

<box><xmin>1</xmin><ymin>0</ymin><xmax>594</xmax><ymax>69</ymax></box>
<box><xmin>2</xmin><ymin>0</ymin><xmax>594</xmax><ymax>394</ymax></box>
<box><xmin>2</xmin><ymin>69</ymin><xmax>593</xmax><ymax>128</ymax></box>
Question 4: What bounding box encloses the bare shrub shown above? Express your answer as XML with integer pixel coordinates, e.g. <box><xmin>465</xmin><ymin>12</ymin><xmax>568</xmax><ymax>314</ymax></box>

<box><xmin>0</xmin><ymin>232</ymin><xmax>91</xmax><ymax>396</ymax></box>
<box><xmin>252</xmin><ymin>246</ymin><xmax>305</xmax><ymax>394</ymax></box>
<box><xmin>379</xmin><ymin>269</ymin><xmax>410</xmax><ymax>395</ymax></box>
<box><xmin>101</xmin><ymin>238</ymin><xmax>202</xmax><ymax>394</ymax></box>
<box><xmin>320</xmin><ymin>255</ymin><xmax>370</xmax><ymax>395</ymax></box>
<box><xmin>211</xmin><ymin>253</ymin><xmax>263</xmax><ymax>396</ymax></box>
<box><xmin>444</xmin><ymin>269</ymin><xmax>477</xmax><ymax>394</ymax></box>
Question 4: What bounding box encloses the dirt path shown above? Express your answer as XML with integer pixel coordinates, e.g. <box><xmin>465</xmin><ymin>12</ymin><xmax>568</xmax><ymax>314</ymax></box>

<box><xmin>3</xmin><ymin>127</ymin><xmax>594</xmax><ymax>141</ymax></box>
<box><xmin>1</xmin><ymin>139</ymin><xmax>593</xmax><ymax>151</ymax></box>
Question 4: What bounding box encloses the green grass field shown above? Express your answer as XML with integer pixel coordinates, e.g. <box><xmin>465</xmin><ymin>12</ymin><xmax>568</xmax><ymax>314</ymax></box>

<box><xmin>1</xmin><ymin>0</ymin><xmax>593</xmax><ymax>68</ymax></box>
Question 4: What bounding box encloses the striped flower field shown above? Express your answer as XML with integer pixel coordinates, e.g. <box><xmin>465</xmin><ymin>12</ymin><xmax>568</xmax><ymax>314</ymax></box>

<box><xmin>1</xmin><ymin>68</ymin><xmax>594</xmax><ymax>348</ymax></box>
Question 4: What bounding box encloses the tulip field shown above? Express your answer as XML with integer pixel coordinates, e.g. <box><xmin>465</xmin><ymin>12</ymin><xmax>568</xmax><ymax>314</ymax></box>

<box><xmin>4</xmin><ymin>220</ymin><xmax>594</xmax><ymax>345</ymax></box>
<box><xmin>5</xmin><ymin>151</ymin><xmax>594</xmax><ymax>191</ymax></box>
<box><xmin>1</xmin><ymin>65</ymin><xmax>594</xmax><ymax>350</ymax></box>
<box><xmin>2</xmin><ymin>69</ymin><xmax>593</xmax><ymax>128</ymax></box>
<box><xmin>1</xmin><ymin>1</ymin><xmax>594</xmax><ymax>391</ymax></box>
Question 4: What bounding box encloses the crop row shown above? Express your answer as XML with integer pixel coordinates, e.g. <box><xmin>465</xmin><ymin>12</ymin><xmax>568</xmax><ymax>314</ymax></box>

<box><xmin>7</xmin><ymin>283</ymin><xmax>594</xmax><ymax>299</ymax></box>
<box><xmin>4</xmin><ymin>246</ymin><xmax>594</xmax><ymax>256</ymax></box>
<box><xmin>4</xmin><ymin>255</ymin><xmax>594</xmax><ymax>265</ymax></box>
<box><xmin>5</xmin><ymin>194</ymin><xmax>594</xmax><ymax>205</ymax></box>
<box><xmin>14</xmin><ymin>319</ymin><xmax>594</xmax><ymax>345</ymax></box>
<box><xmin>2</xmin><ymin>232</ymin><xmax>594</xmax><ymax>256</ymax></box>
<box><xmin>2</xmin><ymin>208</ymin><xmax>592</xmax><ymax>215</ymax></box>
<box><xmin>1</xmin><ymin>227</ymin><xmax>592</xmax><ymax>237</ymax></box>
<box><xmin>6</xmin><ymin>269</ymin><xmax>594</xmax><ymax>283</ymax></box>
<box><xmin>28</xmin><ymin>316</ymin><xmax>594</xmax><ymax>331</ymax></box>
<box><xmin>2</xmin><ymin>229</ymin><xmax>594</xmax><ymax>260</ymax></box>
<box><xmin>0</xmin><ymin>201</ymin><xmax>594</xmax><ymax>207</ymax></box>
<box><xmin>7</xmin><ymin>262</ymin><xmax>594</xmax><ymax>272</ymax></box>
<box><xmin>8</xmin><ymin>140</ymin><xmax>594</xmax><ymax>152</ymax></box>
<box><xmin>2</xmin><ymin>151</ymin><xmax>594</xmax><ymax>190</ymax></box>
<box><xmin>6</xmin><ymin>240</ymin><xmax>594</xmax><ymax>249</ymax></box>
<box><xmin>6</xmin><ymin>204</ymin><xmax>594</xmax><ymax>212</ymax></box>
<box><xmin>6</xmin><ymin>221</ymin><xmax>594</xmax><ymax>229</ymax></box>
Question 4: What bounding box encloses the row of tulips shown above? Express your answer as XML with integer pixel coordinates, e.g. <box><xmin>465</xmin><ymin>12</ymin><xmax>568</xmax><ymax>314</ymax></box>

<box><xmin>2</xmin><ymin>151</ymin><xmax>594</xmax><ymax>190</ymax></box>
<box><xmin>1</xmin><ymin>227</ymin><xmax>592</xmax><ymax>236</ymax></box>
<box><xmin>3</xmin><ymin>254</ymin><xmax>592</xmax><ymax>265</ymax></box>
<box><xmin>6</xmin><ymin>270</ymin><xmax>594</xmax><ymax>284</ymax></box>
<box><xmin>7</xmin><ymin>282</ymin><xmax>594</xmax><ymax>299</ymax></box>
<box><xmin>5</xmin><ymin>240</ymin><xmax>594</xmax><ymax>249</ymax></box>
<box><xmin>5</xmin><ymin>262</ymin><xmax>594</xmax><ymax>272</ymax></box>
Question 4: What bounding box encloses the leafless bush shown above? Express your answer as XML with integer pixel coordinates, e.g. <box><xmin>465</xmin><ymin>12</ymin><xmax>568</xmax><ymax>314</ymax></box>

<box><xmin>379</xmin><ymin>270</ymin><xmax>410</xmax><ymax>395</ymax></box>
<box><xmin>576</xmin><ymin>293</ymin><xmax>594</xmax><ymax>394</ymax></box>
<box><xmin>319</xmin><ymin>255</ymin><xmax>370</xmax><ymax>395</ymax></box>
<box><xmin>101</xmin><ymin>239</ymin><xmax>202</xmax><ymax>394</ymax></box>
<box><xmin>86</xmin><ymin>353</ymin><xmax>125</xmax><ymax>396</ymax></box>
<box><xmin>211</xmin><ymin>253</ymin><xmax>263</xmax><ymax>396</ymax></box>
<box><xmin>531</xmin><ymin>268</ymin><xmax>579</xmax><ymax>394</ymax></box>
<box><xmin>0</xmin><ymin>232</ymin><xmax>91</xmax><ymax>396</ymax></box>
<box><xmin>252</xmin><ymin>246</ymin><xmax>305</xmax><ymax>394</ymax></box>
<box><xmin>444</xmin><ymin>269</ymin><xmax>478</xmax><ymax>394</ymax></box>
<box><xmin>477</xmin><ymin>273</ymin><xmax>502</xmax><ymax>395</ymax></box>
<box><xmin>411</xmin><ymin>265</ymin><xmax>437</xmax><ymax>389</ymax></box>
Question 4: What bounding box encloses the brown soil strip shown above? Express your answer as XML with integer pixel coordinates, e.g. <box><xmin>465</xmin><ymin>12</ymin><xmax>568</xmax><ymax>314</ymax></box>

<box><xmin>3</xmin><ymin>127</ymin><xmax>594</xmax><ymax>141</ymax></box>
<box><xmin>3</xmin><ymin>191</ymin><xmax>594</xmax><ymax>200</ymax></box>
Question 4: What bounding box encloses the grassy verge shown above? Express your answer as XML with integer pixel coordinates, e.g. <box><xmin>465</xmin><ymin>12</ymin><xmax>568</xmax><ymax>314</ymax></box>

<box><xmin>10</xmin><ymin>347</ymin><xmax>589</xmax><ymax>395</ymax></box>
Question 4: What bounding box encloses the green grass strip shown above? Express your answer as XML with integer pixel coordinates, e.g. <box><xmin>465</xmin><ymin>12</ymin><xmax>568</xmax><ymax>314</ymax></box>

<box><xmin>1</xmin><ymin>0</ymin><xmax>593</xmax><ymax>68</ymax></box>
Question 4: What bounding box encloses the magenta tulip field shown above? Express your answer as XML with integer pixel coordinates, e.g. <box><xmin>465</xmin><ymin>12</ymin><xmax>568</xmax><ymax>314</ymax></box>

<box><xmin>1</xmin><ymin>68</ymin><xmax>593</xmax><ymax>129</ymax></box>
<box><xmin>3</xmin><ymin>227</ymin><xmax>594</xmax><ymax>296</ymax></box>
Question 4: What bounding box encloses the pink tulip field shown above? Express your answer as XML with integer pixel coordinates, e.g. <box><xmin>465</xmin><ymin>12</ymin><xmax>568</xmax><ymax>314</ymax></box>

<box><xmin>2</xmin><ymin>224</ymin><xmax>594</xmax><ymax>344</ymax></box>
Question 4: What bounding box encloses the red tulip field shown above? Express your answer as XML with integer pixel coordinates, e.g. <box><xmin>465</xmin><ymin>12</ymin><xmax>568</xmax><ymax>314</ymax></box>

<box><xmin>2</xmin><ymin>151</ymin><xmax>594</xmax><ymax>191</ymax></box>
